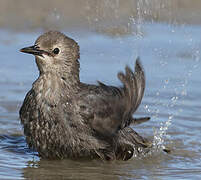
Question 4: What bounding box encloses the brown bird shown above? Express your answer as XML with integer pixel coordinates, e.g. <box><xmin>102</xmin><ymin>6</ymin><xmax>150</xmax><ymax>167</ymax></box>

<box><xmin>19</xmin><ymin>31</ymin><xmax>152</xmax><ymax>161</ymax></box>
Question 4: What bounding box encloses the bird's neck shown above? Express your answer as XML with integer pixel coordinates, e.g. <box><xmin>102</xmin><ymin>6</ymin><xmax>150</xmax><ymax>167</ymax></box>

<box><xmin>33</xmin><ymin>69</ymin><xmax>80</xmax><ymax>107</ymax></box>
<box><xmin>36</xmin><ymin>55</ymin><xmax>80</xmax><ymax>85</ymax></box>
<box><xmin>59</xmin><ymin>58</ymin><xmax>80</xmax><ymax>85</ymax></box>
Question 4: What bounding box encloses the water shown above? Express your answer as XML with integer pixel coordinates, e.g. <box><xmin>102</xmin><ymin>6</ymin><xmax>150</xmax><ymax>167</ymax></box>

<box><xmin>1</xmin><ymin>1</ymin><xmax>201</xmax><ymax>179</ymax></box>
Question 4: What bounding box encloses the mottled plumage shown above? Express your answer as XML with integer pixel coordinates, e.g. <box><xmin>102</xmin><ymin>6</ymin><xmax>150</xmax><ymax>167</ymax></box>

<box><xmin>20</xmin><ymin>31</ymin><xmax>152</xmax><ymax>160</ymax></box>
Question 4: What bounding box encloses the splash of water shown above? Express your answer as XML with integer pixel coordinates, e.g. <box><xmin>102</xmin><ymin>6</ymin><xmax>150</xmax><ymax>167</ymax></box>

<box><xmin>148</xmin><ymin>33</ymin><xmax>200</xmax><ymax>152</ymax></box>
<box><xmin>152</xmin><ymin>114</ymin><xmax>173</xmax><ymax>151</ymax></box>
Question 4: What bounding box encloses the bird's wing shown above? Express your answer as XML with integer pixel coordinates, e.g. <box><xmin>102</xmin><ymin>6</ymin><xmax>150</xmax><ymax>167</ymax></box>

<box><xmin>118</xmin><ymin>57</ymin><xmax>148</xmax><ymax>128</ymax></box>
<box><xmin>118</xmin><ymin>57</ymin><xmax>145</xmax><ymax>116</ymax></box>
<box><xmin>20</xmin><ymin>90</ymin><xmax>34</xmax><ymax>125</ymax></box>
<box><xmin>19</xmin><ymin>89</ymin><xmax>37</xmax><ymax>147</ymax></box>
<box><xmin>77</xmin><ymin>83</ymin><xmax>124</xmax><ymax>137</ymax></box>
<box><xmin>77</xmin><ymin>58</ymin><xmax>148</xmax><ymax>137</ymax></box>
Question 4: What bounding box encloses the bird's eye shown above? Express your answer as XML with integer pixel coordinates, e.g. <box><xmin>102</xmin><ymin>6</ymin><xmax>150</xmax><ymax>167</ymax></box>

<box><xmin>53</xmin><ymin>48</ymin><xmax>60</xmax><ymax>54</ymax></box>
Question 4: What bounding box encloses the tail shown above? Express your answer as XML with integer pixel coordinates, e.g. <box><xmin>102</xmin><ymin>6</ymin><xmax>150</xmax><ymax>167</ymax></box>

<box><xmin>118</xmin><ymin>57</ymin><xmax>149</xmax><ymax>127</ymax></box>
<box><xmin>116</xmin><ymin>127</ymin><xmax>171</xmax><ymax>161</ymax></box>
<box><xmin>131</xmin><ymin>117</ymin><xmax>150</xmax><ymax>125</ymax></box>
<box><xmin>116</xmin><ymin>127</ymin><xmax>152</xmax><ymax>160</ymax></box>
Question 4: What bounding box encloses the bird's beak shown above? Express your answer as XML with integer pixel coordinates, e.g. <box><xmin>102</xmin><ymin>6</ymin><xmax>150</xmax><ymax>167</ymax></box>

<box><xmin>20</xmin><ymin>45</ymin><xmax>44</xmax><ymax>57</ymax></box>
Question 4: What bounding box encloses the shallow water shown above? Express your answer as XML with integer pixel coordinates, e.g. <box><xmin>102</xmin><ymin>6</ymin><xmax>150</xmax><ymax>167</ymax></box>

<box><xmin>0</xmin><ymin>6</ymin><xmax>201</xmax><ymax>180</ymax></box>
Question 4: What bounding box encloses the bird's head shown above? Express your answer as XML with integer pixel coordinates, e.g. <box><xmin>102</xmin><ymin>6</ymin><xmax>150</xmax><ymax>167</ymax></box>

<box><xmin>20</xmin><ymin>31</ymin><xmax>80</xmax><ymax>75</ymax></box>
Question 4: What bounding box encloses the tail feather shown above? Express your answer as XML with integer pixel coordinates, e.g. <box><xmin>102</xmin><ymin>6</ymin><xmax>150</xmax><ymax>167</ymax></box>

<box><xmin>130</xmin><ymin>117</ymin><xmax>150</xmax><ymax>125</ymax></box>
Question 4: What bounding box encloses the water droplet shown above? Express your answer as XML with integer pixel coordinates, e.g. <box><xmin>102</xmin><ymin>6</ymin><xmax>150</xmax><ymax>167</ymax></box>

<box><xmin>168</xmin><ymin>115</ymin><xmax>173</xmax><ymax>120</ymax></box>
<box><xmin>171</xmin><ymin>96</ymin><xmax>178</xmax><ymax>101</ymax></box>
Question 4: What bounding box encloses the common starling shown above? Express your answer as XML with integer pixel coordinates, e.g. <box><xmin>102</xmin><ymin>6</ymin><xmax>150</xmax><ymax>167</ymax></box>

<box><xmin>19</xmin><ymin>31</ymin><xmax>152</xmax><ymax>161</ymax></box>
